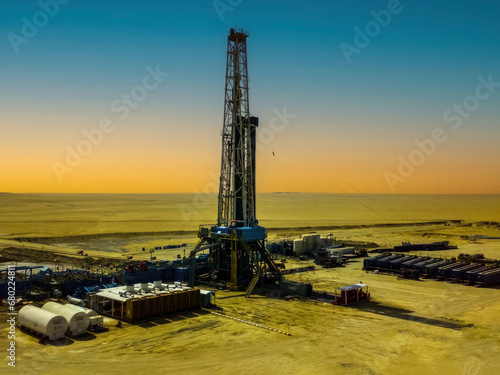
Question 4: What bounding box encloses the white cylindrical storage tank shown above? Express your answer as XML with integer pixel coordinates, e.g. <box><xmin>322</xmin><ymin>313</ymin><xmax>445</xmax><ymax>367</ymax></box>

<box><xmin>42</xmin><ymin>302</ymin><xmax>89</xmax><ymax>336</ymax></box>
<box><xmin>18</xmin><ymin>305</ymin><xmax>68</xmax><ymax>341</ymax></box>
<box><xmin>63</xmin><ymin>304</ymin><xmax>98</xmax><ymax>318</ymax></box>
<box><xmin>140</xmin><ymin>282</ymin><xmax>150</xmax><ymax>292</ymax></box>
<box><xmin>154</xmin><ymin>280</ymin><xmax>163</xmax><ymax>289</ymax></box>
<box><xmin>293</xmin><ymin>239</ymin><xmax>305</xmax><ymax>256</ymax></box>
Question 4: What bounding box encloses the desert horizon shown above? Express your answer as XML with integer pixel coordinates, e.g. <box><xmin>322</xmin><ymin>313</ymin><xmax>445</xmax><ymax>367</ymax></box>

<box><xmin>1</xmin><ymin>194</ymin><xmax>500</xmax><ymax>375</ymax></box>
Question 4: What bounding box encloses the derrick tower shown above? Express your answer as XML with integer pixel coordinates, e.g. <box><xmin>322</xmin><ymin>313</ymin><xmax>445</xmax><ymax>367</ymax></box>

<box><xmin>188</xmin><ymin>28</ymin><xmax>282</xmax><ymax>293</ymax></box>
<box><xmin>218</xmin><ymin>27</ymin><xmax>257</xmax><ymax>228</ymax></box>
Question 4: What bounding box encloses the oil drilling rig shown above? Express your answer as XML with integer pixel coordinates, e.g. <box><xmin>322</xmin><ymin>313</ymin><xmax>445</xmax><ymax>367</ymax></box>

<box><xmin>188</xmin><ymin>27</ymin><xmax>282</xmax><ymax>294</ymax></box>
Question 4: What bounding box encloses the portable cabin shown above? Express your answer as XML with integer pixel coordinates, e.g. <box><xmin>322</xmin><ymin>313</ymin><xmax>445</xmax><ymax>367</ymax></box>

<box><xmin>334</xmin><ymin>284</ymin><xmax>370</xmax><ymax>306</ymax></box>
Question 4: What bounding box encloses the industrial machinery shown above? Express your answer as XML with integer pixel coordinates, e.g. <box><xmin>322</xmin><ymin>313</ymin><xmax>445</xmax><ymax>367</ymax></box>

<box><xmin>314</xmin><ymin>249</ymin><xmax>344</xmax><ymax>268</ymax></box>
<box><xmin>188</xmin><ymin>28</ymin><xmax>282</xmax><ymax>294</ymax></box>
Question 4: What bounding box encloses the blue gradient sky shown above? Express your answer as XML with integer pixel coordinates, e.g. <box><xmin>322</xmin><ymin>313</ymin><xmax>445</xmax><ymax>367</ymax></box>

<box><xmin>1</xmin><ymin>0</ymin><xmax>499</xmax><ymax>193</ymax></box>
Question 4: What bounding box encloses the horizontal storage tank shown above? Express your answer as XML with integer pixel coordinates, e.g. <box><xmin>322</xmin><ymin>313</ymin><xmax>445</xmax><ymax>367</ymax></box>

<box><xmin>18</xmin><ymin>305</ymin><xmax>68</xmax><ymax>341</ymax></box>
<box><xmin>293</xmin><ymin>239</ymin><xmax>305</xmax><ymax>256</ymax></box>
<box><xmin>63</xmin><ymin>304</ymin><xmax>98</xmax><ymax>318</ymax></box>
<box><xmin>42</xmin><ymin>302</ymin><xmax>89</xmax><ymax>336</ymax></box>
<box><xmin>67</xmin><ymin>296</ymin><xmax>83</xmax><ymax>306</ymax></box>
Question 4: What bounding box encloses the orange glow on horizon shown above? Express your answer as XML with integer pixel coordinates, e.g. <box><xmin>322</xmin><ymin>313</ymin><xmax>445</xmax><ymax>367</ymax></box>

<box><xmin>2</xmin><ymin>116</ymin><xmax>500</xmax><ymax>194</ymax></box>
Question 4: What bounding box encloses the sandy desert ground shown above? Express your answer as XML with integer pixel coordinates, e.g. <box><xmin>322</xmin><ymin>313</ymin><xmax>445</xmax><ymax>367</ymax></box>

<box><xmin>1</xmin><ymin>194</ymin><xmax>500</xmax><ymax>374</ymax></box>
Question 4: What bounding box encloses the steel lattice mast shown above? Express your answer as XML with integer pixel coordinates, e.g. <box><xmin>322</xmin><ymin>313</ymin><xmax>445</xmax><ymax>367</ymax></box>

<box><xmin>218</xmin><ymin>28</ymin><xmax>257</xmax><ymax>228</ymax></box>
<box><xmin>189</xmin><ymin>27</ymin><xmax>281</xmax><ymax>293</ymax></box>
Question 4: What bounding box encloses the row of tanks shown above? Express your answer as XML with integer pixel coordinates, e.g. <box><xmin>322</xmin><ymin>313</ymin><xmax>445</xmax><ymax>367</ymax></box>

<box><xmin>363</xmin><ymin>253</ymin><xmax>500</xmax><ymax>287</ymax></box>
<box><xmin>17</xmin><ymin>301</ymin><xmax>102</xmax><ymax>341</ymax></box>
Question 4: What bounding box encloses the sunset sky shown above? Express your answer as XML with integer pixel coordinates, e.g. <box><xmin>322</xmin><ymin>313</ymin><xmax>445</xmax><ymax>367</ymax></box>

<box><xmin>1</xmin><ymin>0</ymin><xmax>499</xmax><ymax>194</ymax></box>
